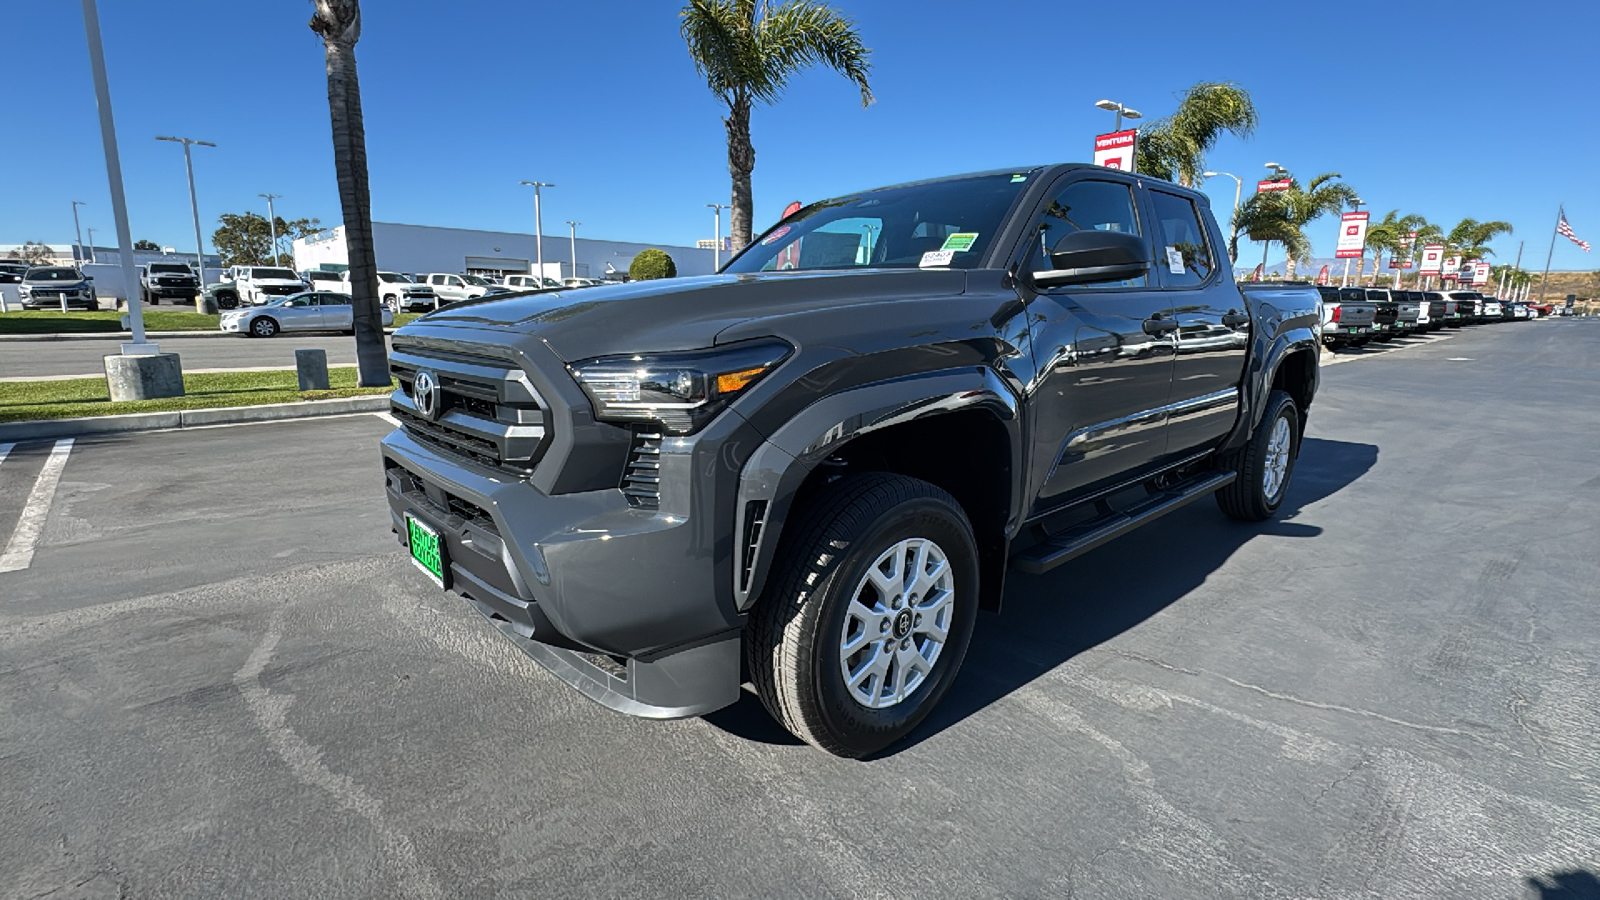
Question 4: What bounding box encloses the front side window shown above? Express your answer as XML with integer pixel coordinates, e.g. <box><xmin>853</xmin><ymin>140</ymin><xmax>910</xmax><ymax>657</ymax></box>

<box><xmin>1149</xmin><ymin>190</ymin><xmax>1215</xmax><ymax>285</ymax></box>
<box><xmin>722</xmin><ymin>172</ymin><xmax>1030</xmax><ymax>274</ymax></box>
<box><xmin>1029</xmin><ymin>179</ymin><xmax>1146</xmax><ymax>289</ymax></box>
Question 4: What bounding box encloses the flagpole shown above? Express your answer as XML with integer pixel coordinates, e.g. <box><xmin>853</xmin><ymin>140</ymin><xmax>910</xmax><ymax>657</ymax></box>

<box><xmin>1538</xmin><ymin>206</ymin><xmax>1560</xmax><ymax>304</ymax></box>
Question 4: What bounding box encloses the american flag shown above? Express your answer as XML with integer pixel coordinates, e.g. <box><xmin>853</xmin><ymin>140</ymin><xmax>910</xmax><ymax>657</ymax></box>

<box><xmin>1558</xmin><ymin>207</ymin><xmax>1590</xmax><ymax>251</ymax></box>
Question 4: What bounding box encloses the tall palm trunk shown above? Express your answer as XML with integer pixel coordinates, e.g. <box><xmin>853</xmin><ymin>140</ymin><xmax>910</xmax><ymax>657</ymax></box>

<box><xmin>1353</xmin><ymin>257</ymin><xmax>1365</xmax><ymax>286</ymax></box>
<box><xmin>1285</xmin><ymin>255</ymin><xmax>1298</xmax><ymax>280</ymax></box>
<box><xmin>725</xmin><ymin>94</ymin><xmax>754</xmax><ymax>250</ymax></box>
<box><xmin>311</xmin><ymin>1</ymin><xmax>387</xmax><ymax>388</ymax></box>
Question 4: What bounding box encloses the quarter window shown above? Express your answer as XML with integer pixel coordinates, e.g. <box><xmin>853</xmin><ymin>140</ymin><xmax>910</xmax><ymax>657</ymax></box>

<box><xmin>1031</xmin><ymin>179</ymin><xmax>1145</xmax><ymax>289</ymax></box>
<box><xmin>1149</xmin><ymin>191</ymin><xmax>1214</xmax><ymax>285</ymax></box>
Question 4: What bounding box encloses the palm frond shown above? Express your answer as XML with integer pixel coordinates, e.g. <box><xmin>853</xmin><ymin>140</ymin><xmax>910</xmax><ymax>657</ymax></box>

<box><xmin>755</xmin><ymin>0</ymin><xmax>873</xmax><ymax>106</ymax></box>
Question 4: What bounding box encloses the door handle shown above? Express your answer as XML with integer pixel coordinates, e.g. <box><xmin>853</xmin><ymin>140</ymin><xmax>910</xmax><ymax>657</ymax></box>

<box><xmin>1142</xmin><ymin>314</ymin><xmax>1179</xmax><ymax>335</ymax></box>
<box><xmin>1221</xmin><ymin>309</ymin><xmax>1249</xmax><ymax>327</ymax></box>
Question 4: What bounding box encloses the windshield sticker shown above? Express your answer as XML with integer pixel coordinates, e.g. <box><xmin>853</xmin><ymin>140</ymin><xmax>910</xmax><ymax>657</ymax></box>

<box><xmin>760</xmin><ymin>225</ymin><xmax>792</xmax><ymax>246</ymax></box>
<box><xmin>941</xmin><ymin>233</ymin><xmax>979</xmax><ymax>252</ymax></box>
<box><xmin>1010</xmin><ymin>174</ymin><xmax>1028</xmax><ymax>183</ymax></box>
<box><xmin>920</xmin><ymin>250</ymin><xmax>956</xmax><ymax>268</ymax></box>
<box><xmin>1166</xmin><ymin>246</ymin><xmax>1185</xmax><ymax>275</ymax></box>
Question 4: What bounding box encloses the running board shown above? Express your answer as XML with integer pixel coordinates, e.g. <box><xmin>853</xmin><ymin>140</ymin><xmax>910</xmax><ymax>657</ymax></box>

<box><xmin>1010</xmin><ymin>470</ymin><xmax>1236</xmax><ymax>575</ymax></box>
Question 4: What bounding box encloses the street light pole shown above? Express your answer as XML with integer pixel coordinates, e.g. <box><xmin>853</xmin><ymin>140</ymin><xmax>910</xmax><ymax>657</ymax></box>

<box><xmin>1343</xmin><ymin>197</ymin><xmax>1363</xmax><ymax>288</ymax></box>
<box><xmin>1203</xmin><ymin>171</ymin><xmax>1242</xmax><ymax>263</ymax></box>
<box><xmin>1257</xmin><ymin>162</ymin><xmax>1289</xmax><ymax>279</ymax></box>
<box><xmin>1094</xmin><ymin>99</ymin><xmax>1142</xmax><ymax>173</ymax></box>
<box><xmin>520</xmin><ymin>181</ymin><xmax>554</xmax><ymax>282</ymax></box>
<box><xmin>157</xmin><ymin>135</ymin><xmax>216</xmax><ymax>292</ymax></box>
<box><xmin>566</xmin><ymin>221</ymin><xmax>581</xmax><ymax>282</ymax></box>
<box><xmin>706</xmin><ymin>203</ymin><xmax>729</xmax><ymax>270</ymax></box>
<box><xmin>258</xmin><ymin>193</ymin><xmax>283</xmax><ymax>266</ymax></box>
<box><xmin>71</xmin><ymin>201</ymin><xmax>87</xmax><ymax>265</ymax></box>
<box><xmin>85</xmin><ymin>228</ymin><xmax>98</xmax><ymax>264</ymax></box>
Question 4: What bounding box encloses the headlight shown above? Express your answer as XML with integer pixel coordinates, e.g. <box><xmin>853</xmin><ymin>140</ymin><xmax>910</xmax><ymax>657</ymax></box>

<box><xmin>569</xmin><ymin>340</ymin><xmax>791</xmax><ymax>435</ymax></box>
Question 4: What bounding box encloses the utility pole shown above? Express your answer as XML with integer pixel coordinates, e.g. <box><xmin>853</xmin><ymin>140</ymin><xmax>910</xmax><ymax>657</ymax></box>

<box><xmin>258</xmin><ymin>193</ymin><xmax>283</xmax><ymax>266</ymax></box>
<box><xmin>157</xmin><ymin>135</ymin><xmax>216</xmax><ymax>289</ymax></box>
<box><xmin>706</xmin><ymin>203</ymin><xmax>729</xmax><ymax>270</ymax></box>
<box><xmin>1538</xmin><ymin>207</ymin><xmax>1560</xmax><ymax>304</ymax></box>
<box><xmin>520</xmin><ymin>181</ymin><xmax>554</xmax><ymax>282</ymax></box>
<box><xmin>85</xmin><ymin>228</ymin><xmax>98</xmax><ymax>264</ymax></box>
<box><xmin>71</xmin><ymin>201</ymin><xmax>87</xmax><ymax>266</ymax></box>
<box><xmin>566</xmin><ymin>221</ymin><xmax>581</xmax><ymax>282</ymax></box>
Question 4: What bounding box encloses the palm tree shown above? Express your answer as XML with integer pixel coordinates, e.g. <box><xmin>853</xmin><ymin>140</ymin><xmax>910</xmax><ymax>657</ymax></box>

<box><xmin>1361</xmin><ymin>210</ymin><xmax>1428</xmax><ymax>287</ymax></box>
<box><xmin>1230</xmin><ymin>173</ymin><xmax>1355</xmax><ymax>279</ymax></box>
<box><xmin>1232</xmin><ymin>192</ymin><xmax>1303</xmax><ymax>277</ymax></box>
<box><xmin>1135</xmin><ymin>82</ymin><xmax>1258</xmax><ymax>188</ymax></box>
<box><xmin>1445</xmin><ymin>217</ymin><xmax>1514</xmax><ymax>262</ymax></box>
<box><xmin>310</xmin><ymin>0</ymin><xmax>387</xmax><ymax>387</ymax></box>
<box><xmin>680</xmin><ymin>0</ymin><xmax>873</xmax><ymax>250</ymax></box>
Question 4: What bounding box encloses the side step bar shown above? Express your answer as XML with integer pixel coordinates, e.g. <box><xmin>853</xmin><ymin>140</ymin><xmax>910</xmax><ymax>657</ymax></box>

<box><xmin>1010</xmin><ymin>470</ymin><xmax>1236</xmax><ymax>575</ymax></box>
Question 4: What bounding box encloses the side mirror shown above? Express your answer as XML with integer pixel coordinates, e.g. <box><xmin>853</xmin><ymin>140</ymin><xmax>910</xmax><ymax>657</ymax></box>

<box><xmin>1032</xmin><ymin>230</ymin><xmax>1149</xmax><ymax>288</ymax></box>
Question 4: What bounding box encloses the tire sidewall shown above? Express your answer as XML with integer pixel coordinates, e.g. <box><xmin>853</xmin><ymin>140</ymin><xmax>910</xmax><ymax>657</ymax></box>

<box><xmin>806</xmin><ymin>496</ymin><xmax>980</xmax><ymax>756</ymax></box>
<box><xmin>251</xmin><ymin>317</ymin><xmax>277</xmax><ymax>337</ymax></box>
<box><xmin>1256</xmin><ymin>393</ymin><xmax>1299</xmax><ymax>515</ymax></box>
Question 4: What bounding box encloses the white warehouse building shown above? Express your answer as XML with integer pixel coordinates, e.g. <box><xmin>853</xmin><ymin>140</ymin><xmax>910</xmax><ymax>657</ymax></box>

<box><xmin>291</xmin><ymin>222</ymin><xmax>718</xmax><ymax>282</ymax></box>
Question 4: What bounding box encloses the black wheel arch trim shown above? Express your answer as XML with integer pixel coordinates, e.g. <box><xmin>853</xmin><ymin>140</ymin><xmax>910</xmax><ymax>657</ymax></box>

<box><xmin>733</xmin><ymin>366</ymin><xmax>1022</xmax><ymax>612</ymax></box>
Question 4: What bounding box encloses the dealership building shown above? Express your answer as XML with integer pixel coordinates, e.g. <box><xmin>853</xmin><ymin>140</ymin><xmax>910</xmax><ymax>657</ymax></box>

<box><xmin>291</xmin><ymin>222</ymin><xmax>718</xmax><ymax>281</ymax></box>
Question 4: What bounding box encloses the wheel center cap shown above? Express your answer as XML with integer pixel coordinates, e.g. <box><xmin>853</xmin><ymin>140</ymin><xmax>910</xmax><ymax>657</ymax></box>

<box><xmin>892</xmin><ymin>609</ymin><xmax>913</xmax><ymax>640</ymax></box>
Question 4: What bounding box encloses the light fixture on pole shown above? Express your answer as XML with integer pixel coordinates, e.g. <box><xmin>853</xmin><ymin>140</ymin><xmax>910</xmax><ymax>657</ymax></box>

<box><xmin>258</xmin><ymin>193</ymin><xmax>283</xmax><ymax>266</ymax></box>
<box><xmin>1258</xmin><ymin>162</ymin><xmax>1289</xmax><ymax>276</ymax></box>
<box><xmin>156</xmin><ymin>135</ymin><xmax>216</xmax><ymax>292</ymax></box>
<box><xmin>566</xmin><ymin>221</ymin><xmax>581</xmax><ymax>282</ymax></box>
<box><xmin>1094</xmin><ymin>99</ymin><xmax>1142</xmax><ymax>173</ymax></box>
<box><xmin>706</xmin><ymin>203</ymin><xmax>729</xmax><ymax>270</ymax></box>
<box><xmin>520</xmin><ymin>181</ymin><xmax>554</xmax><ymax>283</ymax></box>
<box><xmin>71</xmin><ymin>201</ymin><xmax>87</xmax><ymax>265</ymax></box>
<box><xmin>85</xmin><ymin>227</ymin><xmax>98</xmax><ymax>264</ymax></box>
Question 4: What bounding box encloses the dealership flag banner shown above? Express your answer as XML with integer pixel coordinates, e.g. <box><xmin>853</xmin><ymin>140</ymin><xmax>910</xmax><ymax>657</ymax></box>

<box><xmin>1420</xmin><ymin>244</ymin><xmax>1445</xmax><ymax>275</ymax></box>
<box><xmin>1335</xmin><ymin>211</ymin><xmax>1369</xmax><ymax>259</ymax></box>
<box><xmin>1093</xmin><ymin>130</ymin><xmax>1138</xmax><ymax>171</ymax></box>
<box><xmin>1257</xmin><ymin>179</ymin><xmax>1291</xmax><ymax>193</ymax></box>
<box><xmin>1316</xmin><ymin>265</ymin><xmax>1330</xmax><ymax>285</ymax></box>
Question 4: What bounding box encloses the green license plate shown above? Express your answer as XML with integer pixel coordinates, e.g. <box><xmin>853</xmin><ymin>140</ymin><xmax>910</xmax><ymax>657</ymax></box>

<box><xmin>405</xmin><ymin>514</ymin><xmax>447</xmax><ymax>588</ymax></box>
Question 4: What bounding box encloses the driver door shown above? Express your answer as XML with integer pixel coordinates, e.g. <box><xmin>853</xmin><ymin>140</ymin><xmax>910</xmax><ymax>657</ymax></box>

<box><xmin>280</xmin><ymin>295</ymin><xmax>323</xmax><ymax>331</ymax></box>
<box><xmin>1018</xmin><ymin>174</ymin><xmax>1177</xmax><ymax>516</ymax></box>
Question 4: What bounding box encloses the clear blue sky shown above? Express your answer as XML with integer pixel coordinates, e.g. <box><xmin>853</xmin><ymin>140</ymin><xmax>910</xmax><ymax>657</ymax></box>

<box><xmin>5</xmin><ymin>0</ymin><xmax>1596</xmax><ymax>272</ymax></box>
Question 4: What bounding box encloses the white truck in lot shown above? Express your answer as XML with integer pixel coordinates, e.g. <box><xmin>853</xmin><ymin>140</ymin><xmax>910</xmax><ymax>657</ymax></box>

<box><xmin>229</xmin><ymin>266</ymin><xmax>308</xmax><ymax>306</ymax></box>
<box><xmin>332</xmin><ymin>270</ymin><xmax>441</xmax><ymax>312</ymax></box>
<box><xmin>501</xmin><ymin>274</ymin><xmax>561</xmax><ymax>291</ymax></box>
<box><xmin>421</xmin><ymin>273</ymin><xmax>494</xmax><ymax>303</ymax></box>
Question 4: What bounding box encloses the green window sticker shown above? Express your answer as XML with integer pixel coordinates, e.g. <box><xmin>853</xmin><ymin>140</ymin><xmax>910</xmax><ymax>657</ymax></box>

<box><xmin>941</xmin><ymin>232</ymin><xmax>979</xmax><ymax>252</ymax></box>
<box><xmin>1010</xmin><ymin>174</ymin><xmax>1028</xmax><ymax>183</ymax></box>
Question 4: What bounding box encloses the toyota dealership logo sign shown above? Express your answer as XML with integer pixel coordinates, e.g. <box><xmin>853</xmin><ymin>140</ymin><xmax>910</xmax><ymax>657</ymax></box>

<box><xmin>1335</xmin><ymin>212</ymin><xmax>1369</xmax><ymax>259</ymax></box>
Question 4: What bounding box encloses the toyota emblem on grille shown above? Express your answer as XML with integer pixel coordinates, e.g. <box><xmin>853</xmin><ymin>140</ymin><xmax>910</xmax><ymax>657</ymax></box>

<box><xmin>414</xmin><ymin>370</ymin><xmax>442</xmax><ymax>420</ymax></box>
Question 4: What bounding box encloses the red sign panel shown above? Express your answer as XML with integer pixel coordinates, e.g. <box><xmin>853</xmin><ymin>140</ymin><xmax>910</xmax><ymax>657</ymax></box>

<box><xmin>1257</xmin><ymin>179</ymin><xmax>1292</xmax><ymax>192</ymax></box>
<box><xmin>1093</xmin><ymin>130</ymin><xmax>1138</xmax><ymax>171</ymax></box>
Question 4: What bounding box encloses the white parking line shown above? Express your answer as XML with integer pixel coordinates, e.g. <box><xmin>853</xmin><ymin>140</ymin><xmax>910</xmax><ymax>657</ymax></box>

<box><xmin>1321</xmin><ymin>331</ymin><xmax>1456</xmax><ymax>366</ymax></box>
<box><xmin>372</xmin><ymin>412</ymin><xmax>400</xmax><ymax>427</ymax></box>
<box><xmin>0</xmin><ymin>438</ymin><xmax>74</xmax><ymax>574</ymax></box>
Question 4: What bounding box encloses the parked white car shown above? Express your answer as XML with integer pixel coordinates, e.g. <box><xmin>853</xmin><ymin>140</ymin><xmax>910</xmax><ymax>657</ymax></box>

<box><xmin>422</xmin><ymin>273</ymin><xmax>496</xmax><ymax>303</ymax></box>
<box><xmin>502</xmin><ymin>274</ymin><xmax>562</xmax><ymax>291</ymax></box>
<box><xmin>300</xmin><ymin>269</ymin><xmax>344</xmax><ymax>291</ymax></box>
<box><xmin>219</xmin><ymin>290</ymin><xmax>393</xmax><ymax>337</ymax></box>
<box><xmin>229</xmin><ymin>266</ymin><xmax>308</xmax><ymax>306</ymax></box>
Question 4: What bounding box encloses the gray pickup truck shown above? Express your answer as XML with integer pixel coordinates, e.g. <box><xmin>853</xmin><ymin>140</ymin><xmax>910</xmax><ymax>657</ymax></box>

<box><xmin>139</xmin><ymin>262</ymin><xmax>200</xmax><ymax>305</ymax></box>
<box><xmin>1316</xmin><ymin>285</ymin><xmax>1377</xmax><ymax>348</ymax></box>
<box><xmin>379</xmin><ymin>165</ymin><xmax>1320</xmax><ymax>756</ymax></box>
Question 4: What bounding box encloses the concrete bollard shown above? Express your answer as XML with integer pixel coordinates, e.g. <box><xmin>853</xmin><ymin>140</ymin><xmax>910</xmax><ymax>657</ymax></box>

<box><xmin>295</xmin><ymin>348</ymin><xmax>330</xmax><ymax>391</ymax></box>
<box><xmin>194</xmin><ymin>294</ymin><xmax>217</xmax><ymax>315</ymax></box>
<box><xmin>104</xmin><ymin>353</ymin><xmax>185</xmax><ymax>401</ymax></box>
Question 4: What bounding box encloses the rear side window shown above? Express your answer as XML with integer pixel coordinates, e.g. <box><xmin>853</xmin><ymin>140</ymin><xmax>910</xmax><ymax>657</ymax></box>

<box><xmin>1148</xmin><ymin>190</ymin><xmax>1215</xmax><ymax>286</ymax></box>
<box><xmin>320</xmin><ymin>293</ymin><xmax>349</xmax><ymax>305</ymax></box>
<box><xmin>1029</xmin><ymin>179</ymin><xmax>1145</xmax><ymax>289</ymax></box>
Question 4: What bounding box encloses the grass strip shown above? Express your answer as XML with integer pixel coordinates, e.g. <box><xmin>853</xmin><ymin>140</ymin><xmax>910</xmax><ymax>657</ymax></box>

<box><xmin>0</xmin><ymin>367</ymin><xmax>394</xmax><ymax>423</ymax></box>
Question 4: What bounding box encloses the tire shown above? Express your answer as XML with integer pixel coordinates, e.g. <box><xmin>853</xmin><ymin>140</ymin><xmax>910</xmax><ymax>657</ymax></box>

<box><xmin>249</xmin><ymin>317</ymin><xmax>279</xmax><ymax>338</ymax></box>
<box><xmin>748</xmin><ymin>473</ymin><xmax>980</xmax><ymax>758</ymax></box>
<box><xmin>1216</xmin><ymin>388</ymin><xmax>1300</xmax><ymax>522</ymax></box>
<box><xmin>87</xmin><ymin>302</ymin><xmax>100</xmax><ymax>312</ymax></box>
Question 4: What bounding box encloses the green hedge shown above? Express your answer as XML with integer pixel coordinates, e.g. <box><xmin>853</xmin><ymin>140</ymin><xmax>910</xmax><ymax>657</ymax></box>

<box><xmin>629</xmin><ymin>249</ymin><xmax>677</xmax><ymax>281</ymax></box>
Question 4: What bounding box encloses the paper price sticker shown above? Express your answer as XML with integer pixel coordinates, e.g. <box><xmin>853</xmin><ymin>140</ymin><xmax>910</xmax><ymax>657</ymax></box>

<box><xmin>1166</xmin><ymin>246</ymin><xmax>1186</xmax><ymax>275</ymax></box>
<box><xmin>919</xmin><ymin>250</ymin><xmax>956</xmax><ymax>267</ymax></box>
<box><xmin>940</xmin><ymin>232</ymin><xmax>979</xmax><ymax>252</ymax></box>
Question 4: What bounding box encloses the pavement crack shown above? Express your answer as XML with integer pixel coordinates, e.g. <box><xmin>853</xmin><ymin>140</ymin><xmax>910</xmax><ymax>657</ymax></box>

<box><xmin>234</xmin><ymin>608</ymin><xmax>442</xmax><ymax>900</ymax></box>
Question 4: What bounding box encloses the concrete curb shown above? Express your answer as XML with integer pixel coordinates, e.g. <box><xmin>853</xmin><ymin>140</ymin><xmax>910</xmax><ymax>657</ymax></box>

<box><xmin>0</xmin><ymin>395</ymin><xmax>392</xmax><ymax>442</ymax></box>
<box><xmin>0</xmin><ymin>328</ymin><xmax>397</xmax><ymax>343</ymax></box>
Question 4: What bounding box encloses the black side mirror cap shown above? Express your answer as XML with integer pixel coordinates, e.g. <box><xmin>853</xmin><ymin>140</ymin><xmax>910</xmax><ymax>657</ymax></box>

<box><xmin>1033</xmin><ymin>230</ymin><xmax>1150</xmax><ymax>288</ymax></box>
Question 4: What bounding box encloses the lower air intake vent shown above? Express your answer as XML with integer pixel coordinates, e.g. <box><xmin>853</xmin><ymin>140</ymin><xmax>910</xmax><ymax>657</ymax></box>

<box><xmin>740</xmin><ymin>500</ymin><xmax>769</xmax><ymax>592</ymax></box>
<box><xmin>622</xmin><ymin>428</ymin><xmax>662</xmax><ymax>509</ymax></box>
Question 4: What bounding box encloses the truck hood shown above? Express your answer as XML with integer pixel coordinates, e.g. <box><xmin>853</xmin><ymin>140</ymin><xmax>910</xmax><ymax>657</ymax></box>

<box><xmin>404</xmin><ymin>269</ymin><xmax>969</xmax><ymax>362</ymax></box>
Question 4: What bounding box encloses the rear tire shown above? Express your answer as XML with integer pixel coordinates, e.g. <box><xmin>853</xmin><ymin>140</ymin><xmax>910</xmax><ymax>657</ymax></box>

<box><xmin>1216</xmin><ymin>389</ymin><xmax>1300</xmax><ymax>522</ymax></box>
<box><xmin>748</xmin><ymin>473</ymin><xmax>980</xmax><ymax>758</ymax></box>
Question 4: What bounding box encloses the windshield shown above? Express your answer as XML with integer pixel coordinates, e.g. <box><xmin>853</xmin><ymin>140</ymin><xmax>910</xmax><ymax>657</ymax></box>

<box><xmin>264</xmin><ymin>292</ymin><xmax>313</xmax><ymax>307</ymax></box>
<box><xmin>307</xmin><ymin>271</ymin><xmax>340</xmax><ymax>281</ymax></box>
<box><xmin>254</xmin><ymin>268</ymin><xmax>299</xmax><ymax>280</ymax></box>
<box><xmin>723</xmin><ymin>172</ymin><xmax>1030</xmax><ymax>274</ymax></box>
<box><xmin>150</xmin><ymin>264</ymin><xmax>190</xmax><ymax>274</ymax></box>
<box><xmin>27</xmin><ymin>268</ymin><xmax>80</xmax><ymax>281</ymax></box>
<box><xmin>377</xmin><ymin>272</ymin><xmax>403</xmax><ymax>283</ymax></box>
<box><xmin>462</xmin><ymin>275</ymin><xmax>491</xmax><ymax>286</ymax></box>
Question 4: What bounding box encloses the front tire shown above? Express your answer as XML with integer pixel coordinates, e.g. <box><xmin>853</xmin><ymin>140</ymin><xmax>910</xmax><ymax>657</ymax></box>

<box><xmin>249</xmin><ymin>317</ymin><xmax>279</xmax><ymax>338</ymax></box>
<box><xmin>1216</xmin><ymin>389</ymin><xmax>1300</xmax><ymax>522</ymax></box>
<box><xmin>748</xmin><ymin>473</ymin><xmax>980</xmax><ymax>758</ymax></box>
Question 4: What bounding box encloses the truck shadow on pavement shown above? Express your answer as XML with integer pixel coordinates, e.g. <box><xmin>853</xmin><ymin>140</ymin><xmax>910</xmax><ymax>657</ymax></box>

<box><xmin>1527</xmin><ymin>870</ymin><xmax>1600</xmax><ymax>900</ymax></box>
<box><xmin>705</xmin><ymin>437</ymin><xmax>1381</xmax><ymax>754</ymax></box>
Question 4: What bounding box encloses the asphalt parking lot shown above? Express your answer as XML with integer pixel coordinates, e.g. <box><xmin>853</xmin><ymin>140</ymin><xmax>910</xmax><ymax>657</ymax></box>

<box><xmin>2</xmin><ymin>320</ymin><xmax>1597</xmax><ymax>898</ymax></box>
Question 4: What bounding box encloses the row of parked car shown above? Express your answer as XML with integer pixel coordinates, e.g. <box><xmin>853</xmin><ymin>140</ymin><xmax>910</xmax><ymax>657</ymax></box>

<box><xmin>220</xmin><ymin>268</ymin><xmax>616</xmax><ymax>314</ymax></box>
<box><xmin>1315</xmin><ymin>288</ymin><xmax>1545</xmax><ymax>349</ymax></box>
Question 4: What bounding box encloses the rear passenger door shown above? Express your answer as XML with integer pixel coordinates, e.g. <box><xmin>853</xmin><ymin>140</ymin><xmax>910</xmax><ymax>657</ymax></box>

<box><xmin>1146</xmin><ymin>187</ymin><xmax>1248</xmax><ymax>458</ymax></box>
<box><xmin>318</xmin><ymin>292</ymin><xmax>352</xmax><ymax>330</ymax></box>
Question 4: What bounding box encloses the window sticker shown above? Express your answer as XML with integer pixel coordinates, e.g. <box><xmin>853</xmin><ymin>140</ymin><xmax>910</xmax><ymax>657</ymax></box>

<box><xmin>1010</xmin><ymin>174</ymin><xmax>1028</xmax><ymax>183</ymax></box>
<box><xmin>940</xmin><ymin>232</ymin><xmax>979</xmax><ymax>252</ymax></box>
<box><xmin>1166</xmin><ymin>246</ymin><xmax>1185</xmax><ymax>275</ymax></box>
<box><xmin>760</xmin><ymin>225</ymin><xmax>792</xmax><ymax>246</ymax></box>
<box><xmin>919</xmin><ymin>250</ymin><xmax>956</xmax><ymax>267</ymax></box>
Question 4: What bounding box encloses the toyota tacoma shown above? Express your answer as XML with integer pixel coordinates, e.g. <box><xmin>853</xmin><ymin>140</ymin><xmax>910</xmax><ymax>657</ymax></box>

<box><xmin>380</xmin><ymin>165</ymin><xmax>1320</xmax><ymax>757</ymax></box>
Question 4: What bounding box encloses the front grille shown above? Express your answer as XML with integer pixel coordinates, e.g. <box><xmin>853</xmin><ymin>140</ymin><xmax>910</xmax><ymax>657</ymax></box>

<box><xmin>260</xmin><ymin>284</ymin><xmax>301</xmax><ymax>295</ymax></box>
<box><xmin>621</xmin><ymin>428</ymin><xmax>662</xmax><ymax>509</ymax></box>
<box><xmin>389</xmin><ymin>339</ymin><xmax>549</xmax><ymax>476</ymax></box>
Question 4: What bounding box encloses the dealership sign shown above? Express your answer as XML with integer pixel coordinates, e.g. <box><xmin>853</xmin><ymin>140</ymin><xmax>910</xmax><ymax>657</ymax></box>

<box><xmin>1093</xmin><ymin>130</ymin><xmax>1138</xmax><ymax>171</ymax></box>
<box><xmin>1257</xmin><ymin>179</ymin><xmax>1292</xmax><ymax>192</ymax></box>
<box><xmin>1419</xmin><ymin>244</ymin><xmax>1445</xmax><ymax>274</ymax></box>
<box><xmin>1442</xmin><ymin>255</ymin><xmax>1462</xmax><ymax>279</ymax></box>
<box><xmin>1472</xmin><ymin>261</ymin><xmax>1492</xmax><ymax>285</ymax></box>
<box><xmin>1335</xmin><ymin>211</ymin><xmax>1369</xmax><ymax>259</ymax></box>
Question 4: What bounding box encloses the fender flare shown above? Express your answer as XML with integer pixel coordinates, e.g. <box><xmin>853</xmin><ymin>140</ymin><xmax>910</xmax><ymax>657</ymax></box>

<box><xmin>1226</xmin><ymin>327</ymin><xmax>1319</xmax><ymax>451</ymax></box>
<box><xmin>732</xmin><ymin>367</ymin><xmax>1021</xmax><ymax>611</ymax></box>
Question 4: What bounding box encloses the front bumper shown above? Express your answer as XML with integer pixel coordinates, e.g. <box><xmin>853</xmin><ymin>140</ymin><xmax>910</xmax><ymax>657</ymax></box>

<box><xmin>380</xmin><ymin>427</ymin><xmax>742</xmax><ymax>719</ymax></box>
